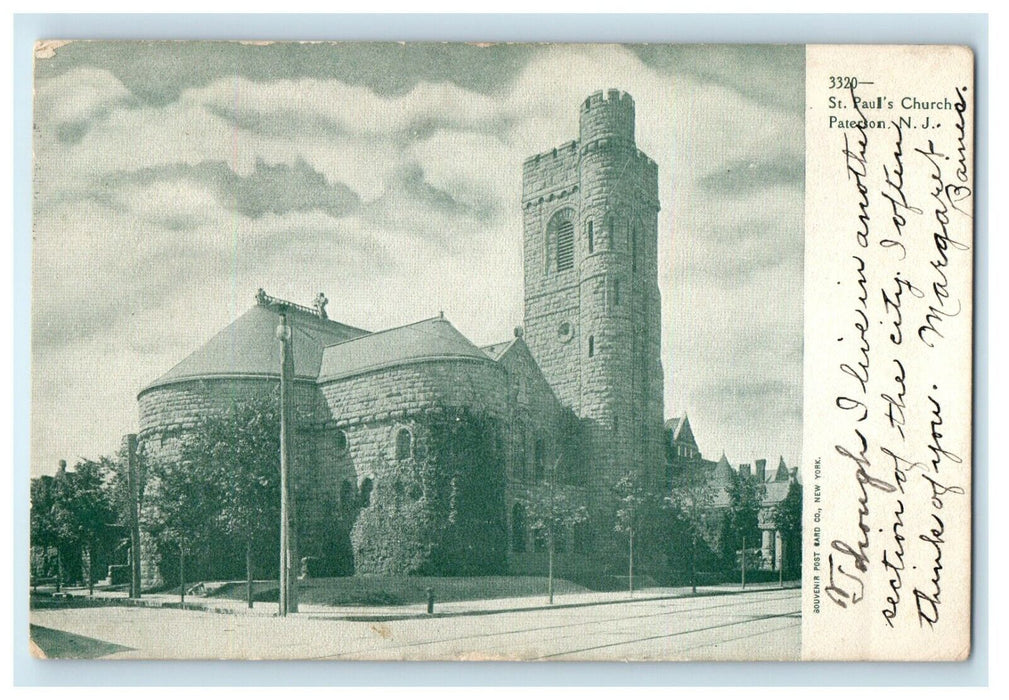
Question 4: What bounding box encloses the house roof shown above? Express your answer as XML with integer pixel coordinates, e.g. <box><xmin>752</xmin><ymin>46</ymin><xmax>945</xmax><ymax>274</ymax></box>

<box><xmin>763</xmin><ymin>479</ymin><xmax>793</xmax><ymax>506</ymax></box>
<box><xmin>774</xmin><ymin>456</ymin><xmax>790</xmax><ymax>481</ymax></box>
<box><xmin>317</xmin><ymin>315</ymin><xmax>492</xmax><ymax>382</ymax></box>
<box><xmin>143</xmin><ymin>303</ymin><xmax>368</xmax><ymax>392</ymax></box>
<box><xmin>713</xmin><ymin>452</ymin><xmax>735</xmax><ymax>486</ymax></box>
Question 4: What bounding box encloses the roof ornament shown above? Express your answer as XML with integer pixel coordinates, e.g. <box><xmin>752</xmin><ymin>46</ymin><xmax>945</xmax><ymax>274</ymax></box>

<box><xmin>255</xmin><ymin>288</ymin><xmax>319</xmax><ymax>316</ymax></box>
<box><xmin>314</xmin><ymin>292</ymin><xmax>329</xmax><ymax>319</ymax></box>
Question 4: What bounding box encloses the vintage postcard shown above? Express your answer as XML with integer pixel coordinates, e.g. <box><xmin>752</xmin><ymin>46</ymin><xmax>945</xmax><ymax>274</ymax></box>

<box><xmin>28</xmin><ymin>41</ymin><xmax>973</xmax><ymax>661</ymax></box>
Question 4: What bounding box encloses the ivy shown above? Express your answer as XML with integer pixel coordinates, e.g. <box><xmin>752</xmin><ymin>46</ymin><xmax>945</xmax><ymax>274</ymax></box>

<box><xmin>351</xmin><ymin>406</ymin><xmax>508</xmax><ymax>576</ymax></box>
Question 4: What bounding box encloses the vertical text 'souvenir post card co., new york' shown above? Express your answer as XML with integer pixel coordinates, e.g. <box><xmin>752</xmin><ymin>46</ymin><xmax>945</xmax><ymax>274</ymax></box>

<box><xmin>29</xmin><ymin>42</ymin><xmax>972</xmax><ymax>661</ymax></box>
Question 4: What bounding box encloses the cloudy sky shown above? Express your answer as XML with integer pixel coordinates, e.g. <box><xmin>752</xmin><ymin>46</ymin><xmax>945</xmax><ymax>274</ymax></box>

<box><xmin>31</xmin><ymin>42</ymin><xmax>804</xmax><ymax>476</ymax></box>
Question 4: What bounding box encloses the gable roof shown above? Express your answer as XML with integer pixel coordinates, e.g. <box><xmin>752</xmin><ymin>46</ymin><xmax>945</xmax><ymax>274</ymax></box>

<box><xmin>665</xmin><ymin>413</ymin><xmax>699</xmax><ymax>452</ymax></box>
<box><xmin>143</xmin><ymin>303</ymin><xmax>368</xmax><ymax>393</ymax></box>
<box><xmin>713</xmin><ymin>452</ymin><xmax>735</xmax><ymax>486</ymax></box>
<box><xmin>481</xmin><ymin>338</ymin><xmax>517</xmax><ymax>361</ymax></box>
<box><xmin>317</xmin><ymin>315</ymin><xmax>492</xmax><ymax>382</ymax></box>
<box><xmin>775</xmin><ymin>456</ymin><xmax>790</xmax><ymax>481</ymax></box>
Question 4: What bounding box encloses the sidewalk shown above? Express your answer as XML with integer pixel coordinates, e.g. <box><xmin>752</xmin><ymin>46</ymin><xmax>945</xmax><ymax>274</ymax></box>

<box><xmin>35</xmin><ymin>580</ymin><xmax>800</xmax><ymax>622</ymax></box>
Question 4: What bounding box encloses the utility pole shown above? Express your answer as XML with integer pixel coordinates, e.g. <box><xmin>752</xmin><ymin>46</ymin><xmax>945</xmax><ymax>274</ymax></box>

<box><xmin>741</xmin><ymin>535</ymin><xmax>747</xmax><ymax>590</ymax></box>
<box><xmin>547</xmin><ymin>457</ymin><xmax>558</xmax><ymax>605</ymax></box>
<box><xmin>629</xmin><ymin>527</ymin><xmax>634</xmax><ymax>598</ymax></box>
<box><xmin>779</xmin><ymin>538</ymin><xmax>785</xmax><ymax>588</ymax></box>
<box><xmin>125</xmin><ymin>434</ymin><xmax>142</xmax><ymax>598</ymax></box>
<box><xmin>276</xmin><ymin>309</ymin><xmax>298</xmax><ymax>615</ymax></box>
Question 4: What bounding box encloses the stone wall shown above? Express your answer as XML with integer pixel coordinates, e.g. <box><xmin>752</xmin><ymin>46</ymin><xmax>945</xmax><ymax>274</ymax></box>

<box><xmin>316</xmin><ymin>356</ymin><xmax>511</xmax><ymax>574</ymax></box>
<box><xmin>136</xmin><ymin>377</ymin><xmax>322</xmax><ymax>584</ymax></box>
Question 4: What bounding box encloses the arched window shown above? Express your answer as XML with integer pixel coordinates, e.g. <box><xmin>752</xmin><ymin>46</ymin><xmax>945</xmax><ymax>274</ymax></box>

<box><xmin>512</xmin><ymin>502</ymin><xmax>527</xmax><ymax>553</ymax></box>
<box><xmin>534</xmin><ymin>439</ymin><xmax>545</xmax><ymax>482</ymax></box>
<box><xmin>548</xmin><ymin>209</ymin><xmax>576</xmax><ymax>272</ymax></box>
<box><xmin>333</xmin><ymin>429</ymin><xmax>348</xmax><ymax>455</ymax></box>
<box><xmin>395</xmin><ymin>428</ymin><xmax>412</xmax><ymax>460</ymax></box>
<box><xmin>359</xmin><ymin>477</ymin><xmax>373</xmax><ymax>508</ymax></box>
<box><xmin>339</xmin><ymin>479</ymin><xmax>355</xmax><ymax>509</ymax></box>
<box><xmin>613</xmin><ymin>278</ymin><xmax>621</xmax><ymax>307</ymax></box>
<box><xmin>588</xmin><ymin>335</ymin><xmax>595</xmax><ymax>358</ymax></box>
<box><xmin>587</xmin><ymin>220</ymin><xmax>594</xmax><ymax>253</ymax></box>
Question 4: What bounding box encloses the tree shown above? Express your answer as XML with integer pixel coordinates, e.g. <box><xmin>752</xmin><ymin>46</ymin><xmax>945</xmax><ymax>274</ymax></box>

<box><xmin>64</xmin><ymin>458</ymin><xmax>118</xmax><ymax>593</ymax></box>
<box><xmin>613</xmin><ymin>472</ymin><xmax>649</xmax><ymax>597</ymax></box>
<box><xmin>30</xmin><ymin>460</ymin><xmax>117</xmax><ymax>593</ymax></box>
<box><xmin>30</xmin><ymin>474</ymin><xmax>64</xmax><ymax>589</ymax></box>
<box><xmin>146</xmin><ymin>397</ymin><xmax>282</xmax><ymax>605</ymax></box>
<box><xmin>724</xmin><ymin>471</ymin><xmax>766</xmax><ymax>587</ymax></box>
<box><xmin>773</xmin><ymin>479</ymin><xmax>802</xmax><ymax>583</ymax></box>
<box><xmin>668</xmin><ymin>464</ymin><xmax>718</xmax><ymax>593</ymax></box>
<box><xmin>525</xmin><ymin>457</ymin><xmax>588</xmax><ymax>604</ymax></box>
<box><xmin>145</xmin><ymin>449</ymin><xmax>222</xmax><ymax>602</ymax></box>
<box><xmin>192</xmin><ymin>399</ymin><xmax>281</xmax><ymax>608</ymax></box>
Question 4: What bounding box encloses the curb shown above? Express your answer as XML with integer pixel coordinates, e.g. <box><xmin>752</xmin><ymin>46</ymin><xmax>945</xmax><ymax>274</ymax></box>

<box><xmin>33</xmin><ymin>583</ymin><xmax>800</xmax><ymax>621</ymax></box>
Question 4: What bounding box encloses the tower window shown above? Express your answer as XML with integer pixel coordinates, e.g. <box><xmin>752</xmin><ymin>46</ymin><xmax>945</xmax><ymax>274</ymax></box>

<box><xmin>588</xmin><ymin>335</ymin><xmax>595</xmax><ymax>358</ymax></box>
<box><xmin>395</xmin><ymin>428</ymin><xmax>412</xmax><ymax>460</ymax></box>
<box><xmin>587</xmin><ymin>220</ymin><xmax>594</xmax><ymax>253</ymax></box>
<box><xmin>556</xmin><ymin>220</ymin><xmax>574</xmax><ymax>271</ymax></box>
<box><xmin>547</xmin><ymin>209</ymin><xmax>576</xmax><ymax>273</ymax></box>
<box><xmin>557</xmin><ymin>321</ymin><xmax>573</xmax><ymax>343</ymax></box>
<box><xmin>613</xmin><ymin>279</ymin><xmax>621</xmax><ymax>307</ymax></box>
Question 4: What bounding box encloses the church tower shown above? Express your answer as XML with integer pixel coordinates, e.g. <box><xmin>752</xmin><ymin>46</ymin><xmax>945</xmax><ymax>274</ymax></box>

<box><xmin>522</xmin><ymin>90</ymin><xmax>665</xmax><ymax>513</ymax></box>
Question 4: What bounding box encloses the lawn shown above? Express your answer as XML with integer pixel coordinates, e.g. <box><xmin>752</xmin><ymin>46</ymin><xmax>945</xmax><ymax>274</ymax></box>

<box><xmin>209</xmin><ymin>576</ymin><xmax>589</xmax><ymax>606</ymax></box>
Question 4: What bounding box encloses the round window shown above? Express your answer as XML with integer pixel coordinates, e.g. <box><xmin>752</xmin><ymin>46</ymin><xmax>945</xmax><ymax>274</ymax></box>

<box><xmin>557</xmin><ymin>321</ymin><xmax>574</xmax><ymax>343</ymax></box>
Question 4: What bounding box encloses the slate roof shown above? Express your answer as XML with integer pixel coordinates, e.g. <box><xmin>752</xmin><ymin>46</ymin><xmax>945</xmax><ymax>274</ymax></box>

<box><xmin>317</xmin><ymin>315</ymin><xmax>492</xmax><ymax>382</ymax></box>
<box><xmin>774</xmin><ymin>456</ymin><xmax>790</xmax><ymax>481</ymax></box>
<box><xmin>144</xmin><ymin>303</ymin><xmax>368</xmax><ymax>392</ymax></box>
<box><xmin>762</xmin><ymin>479</ymin><xmax>793</xmax><ymax>506</ymax></box>
<box><xmin>713</xmin><ymin>452</ymin><xmax>735</xmax><ymax>486</ymax></box>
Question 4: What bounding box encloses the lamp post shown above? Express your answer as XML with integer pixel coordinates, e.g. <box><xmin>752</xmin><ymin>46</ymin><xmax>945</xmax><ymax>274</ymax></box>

<box><xmin>276</xmin><ymin>309</ymin><xmax>293</xmax><ymax>616</ymax></box>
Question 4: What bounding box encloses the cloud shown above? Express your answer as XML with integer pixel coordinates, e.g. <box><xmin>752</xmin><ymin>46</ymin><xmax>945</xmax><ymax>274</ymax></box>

<box><xmin>108</xmin><ymin>158</ymin><xmax>360</xmax><ymax>219</ymax></box>
<box><xmin>631</xmin><ymin>44</ymin><xmax>805</xmax><ymax>112</ymax></box>
<box><xmin>389</xmin><ymin>162</ymin><xmax>494</xmax><ymax>220</ymax></box>
<box><xmin>35</xmin><ymin>41</ymin><xmax>543</xmax><ymax>105</ymax></box>
<box><xmin>697</xmin><ymin>154</ymin><xmax>804</xmax><ymax>195</ymax></box>
<box><xmin>33</xmin><ymin>66</ymin><xmax>135</xmax><ymax>144</ymax></box>
<box><xmin>30</xmin><ymin>43</ymin><xmax>805</xmax><ymax>476</ymax></box>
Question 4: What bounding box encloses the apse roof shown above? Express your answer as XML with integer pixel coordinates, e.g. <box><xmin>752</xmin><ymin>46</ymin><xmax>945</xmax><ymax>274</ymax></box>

<box><xmin>317</xmin><ymin>315</ymin><xmax>492</xmax><ymax>382</ymax></box>
<box><xmin>142</xmin><ymin>302</ymin><xmax>368</xmax><ymax>393</ymax></box>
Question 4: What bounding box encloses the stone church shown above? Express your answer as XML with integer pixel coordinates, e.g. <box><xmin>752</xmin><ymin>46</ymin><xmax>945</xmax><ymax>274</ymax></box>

<box><xmin>137</xmin><ymin>90</ymin><xmax>666</xmax><ymax>581</ymax></box>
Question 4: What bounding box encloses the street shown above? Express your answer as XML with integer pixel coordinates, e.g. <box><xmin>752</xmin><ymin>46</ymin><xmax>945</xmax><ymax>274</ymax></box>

<box><xmin>30</xmin><ymin>587</ymin><xmax>800</xmax><ymax>661</ymax></box>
